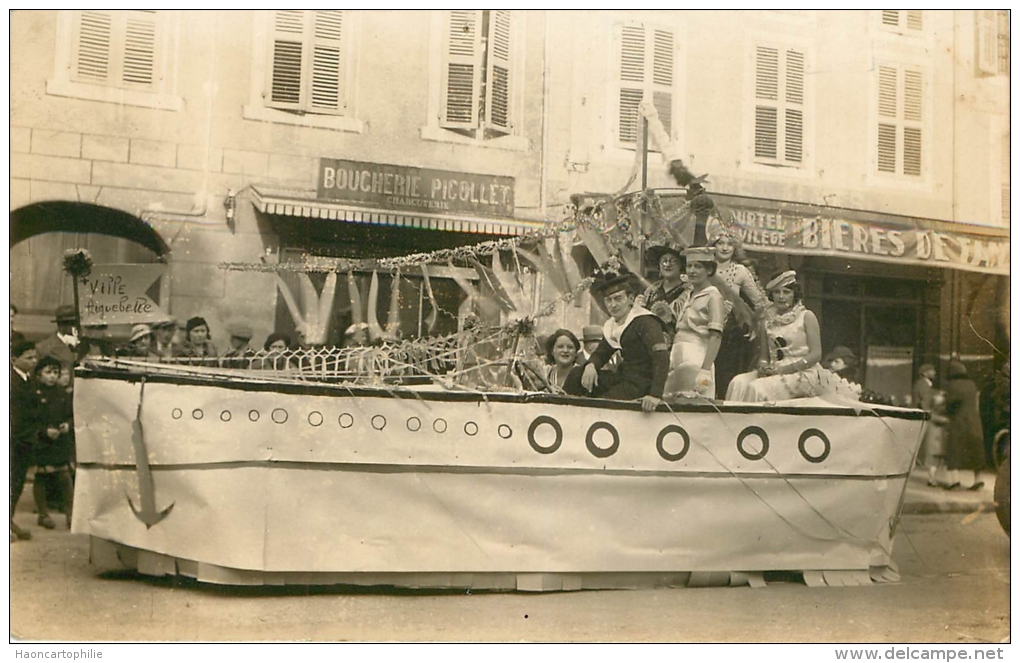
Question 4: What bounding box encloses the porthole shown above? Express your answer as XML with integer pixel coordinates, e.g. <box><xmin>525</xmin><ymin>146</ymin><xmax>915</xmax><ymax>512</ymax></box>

<box><xmin>737</xmin><ymin>426</ymin><xmax>769</xmax><ymax>461</ymax></box>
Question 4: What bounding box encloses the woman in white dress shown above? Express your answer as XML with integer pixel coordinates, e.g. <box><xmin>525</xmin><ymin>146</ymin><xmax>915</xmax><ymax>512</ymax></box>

<box><xmin>662</xmin><ymin>247</ymin><xmax>725</xmax><ymax>398</ymax></box>
<box><xmin>726</xmin><ymin>271</ymin><xmax>860</xmax><ymax>402</ymax></box>
<box><xmin>709</xmin><ymin>231</ymin><xmax>768</xmax><ymax>398</ymax></box>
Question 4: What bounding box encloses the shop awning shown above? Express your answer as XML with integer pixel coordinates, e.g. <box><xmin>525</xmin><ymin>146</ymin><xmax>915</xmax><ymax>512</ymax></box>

<box><xmin>250</xmin><ymin>185</ymin><xmax>545</xmax><ymax>237</ymax></box>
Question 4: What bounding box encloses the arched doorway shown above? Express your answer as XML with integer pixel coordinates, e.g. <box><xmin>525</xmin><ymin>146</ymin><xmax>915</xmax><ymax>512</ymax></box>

<box><xmin>10</xmin><ymin>202</ymin><xmax>170</xmax><ymax>340</ymax></box>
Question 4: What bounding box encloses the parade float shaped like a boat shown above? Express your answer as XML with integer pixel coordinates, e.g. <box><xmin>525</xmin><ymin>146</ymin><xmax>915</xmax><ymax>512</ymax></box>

<box><xmin>70</xmin><ymin>107</ymin><xmax>928</xmax><ymax>590</ymax></box>
<box><xmin>73</xmin><ymin>341</ymin><xmax>926</xmax><ymax>591</ymax></box>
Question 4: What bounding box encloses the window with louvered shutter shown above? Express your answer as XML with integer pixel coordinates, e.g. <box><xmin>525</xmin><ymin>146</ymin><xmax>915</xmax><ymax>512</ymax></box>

<box><xmin>616</xmin><ymin>23</ymin><xmax>674</xmax><ymax>147</ymax></box>
<box><xmin>265</xmin><ymin>10</ymin><xmax>347</xmax><ymax>115</ymax></box>
<box><xmin>875</xmin><ymin>64</ymin><xmax>924</xmax><ymax>177</ymax></box>
<box><xmin>71</xmin><ymin>10</ymin><xmax>159</xmax><ymax>91</ymax></box>
<box><xmin>879</xmin><ymin>10</ymin><xmax>924</xmax><ymax>33</ymax></box>
<box><xmin>752</xmin><ymin>44</ymin><xmax>805</xmax><ymax>166</ymax></box>
<box><xmin>483</xmin><ymin>10</ymin><xmax>512</xmax><ymax>135</ymax></box>
<box><xmin>439</xmin><ymin>10</ymin><xmax>516</xmax><ymax>139</ymax></box>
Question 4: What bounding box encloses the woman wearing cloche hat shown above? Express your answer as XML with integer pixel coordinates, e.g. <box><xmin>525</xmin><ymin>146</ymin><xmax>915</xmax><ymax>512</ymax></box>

<box><xmin>661</xmin><ymin>247</ymin><xmax>724</xmax><ymax>399</ymax></box>
<box><xmin>726</xmin><ymin>270</ymin><xmax>861</xmax><ymax>402</ymax></box>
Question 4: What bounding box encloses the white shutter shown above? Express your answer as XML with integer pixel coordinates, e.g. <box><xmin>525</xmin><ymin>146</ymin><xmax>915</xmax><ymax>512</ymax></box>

<box><xmin>902</xmin><ymin>68</ymin><xmax>922</xmax><ymax>176</ymax></box>
<box><xmin>74</xmin><ymin>10</ymin><xmax>113</xmax><ymax>82</ymax></box>
<box><xmin>122</xmin><ymin>11</ymin><xmax>157</xmax><ymax>88</ymax></box>
<box><xmin>310</xmin><ymin>11</ymin><xmax>345</xmax><ymax>112</ymax></box>
<box><xmin>977</xmin><ymin>10</ymin><xmax>999</xmax><ymax>75</ymax></box>
<box><xmin>906</xmin><ymin>10</ymin><xmax>923</xmax><ymax>31</ymax></box>
<box><xmin>784</xmin><ymin>49</ymin><xmax>804</xmax><ymax>163</ymax></box>
<box><xmin>753</xmin><ymin>45</ymin><xmax>804</xmax><ymax>165</ymax></box>
<box><xmin>483</xmin><ymin>10</ymin><xmax>512</xmax><ymax>134</ymax></box>
<box><xmin>440</xmin><ymin>10</ymin><xmax>482</xmax><ymax>129</ymax></box>
<box><xmin>618</xmin><ymin>24</ymin><xmax>645</xmax><ymax>144</ymax></box>
<box><xmin>651</xmin><ymin>29</ymin><xmax>673</xmax><ymax>137</ymax></box>
<box><xmin>268</xmin><ymin>10</ymin><xmax>306</xmax><ymax>109</ymax></box>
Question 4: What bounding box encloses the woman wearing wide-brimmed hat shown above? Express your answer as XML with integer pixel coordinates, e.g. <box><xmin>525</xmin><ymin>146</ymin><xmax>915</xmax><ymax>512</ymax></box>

<box><xmin>636</xmin><ymin>241</ymin><xmax>689</xmax><ymax>342</ymax></box>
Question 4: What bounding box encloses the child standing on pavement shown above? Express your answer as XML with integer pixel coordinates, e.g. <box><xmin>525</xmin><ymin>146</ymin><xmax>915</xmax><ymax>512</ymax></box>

<box><xmin>31</xmin><ymin>356</ymin><xmax>75</xmax><ymax>529</ymax></box>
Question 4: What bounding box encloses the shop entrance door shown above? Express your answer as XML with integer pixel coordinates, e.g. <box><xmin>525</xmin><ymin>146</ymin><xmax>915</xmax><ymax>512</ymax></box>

<box><xmin>861</xmin><ymin>305</ymin><xmax>917</xmax><ymax>405</ymax></box>
<box><xmin>819</xmin><ymin>274</ymin><xmax>923</xmax><ymax>405</ymax></box>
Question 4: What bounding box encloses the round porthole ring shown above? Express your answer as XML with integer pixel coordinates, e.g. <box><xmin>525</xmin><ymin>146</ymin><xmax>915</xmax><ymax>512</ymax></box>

<box><xmin>528</xmin><ymin>415</ymin><xmax>562</xmax><ymax>455</ymax></box>
<box><xmin>736</xmin><ymin>425</ymin><xmax>770</xmax><ymax>461</ymax></box>
<box><xmin>798</xmin><ymin>428</ymin><xmax>831</xmax><ymax>464</ymax></box>
<box><xmin>656</xmin><ymin>424</ymin><xmax>690</xmax><ymax>462</ymax></box>
<box><xmin>585</xmin><ymin>421</ymin><xmax>620</xmax><ymax>459</ymax></box>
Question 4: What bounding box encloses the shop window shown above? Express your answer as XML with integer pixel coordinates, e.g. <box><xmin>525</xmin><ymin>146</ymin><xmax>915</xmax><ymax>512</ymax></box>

<box><xmin>47</xmin><ymin>10</ymin><xmax>181</xmax><ymax>110</ymax></box>
<box><xmin>977</xmin><ymin>10</ymin><xmax>1010</xmax><ymax>76</ymax></box>
<box><xmin>614</xmin><ymin>23</ymin><xmax>675</xmax><ymax>148</ymax></box>
<box><xmin>875</xmin><ymin>64</ymin><xmax>925</xmax><ymax>177</ymax></box>
<box><xmin>878</xmin><ymin>10</ymin><xmax>924</xmax><ymax>35</ymax></box>
<box><xmin>244</xmin><ymin>11</ymin><xmax>362</xmax><ymax>132</ymax></box>
<box><xmin>752</xmin><ymin>44</ymin><xmax>805</xmax><ymax>167</ymax></box>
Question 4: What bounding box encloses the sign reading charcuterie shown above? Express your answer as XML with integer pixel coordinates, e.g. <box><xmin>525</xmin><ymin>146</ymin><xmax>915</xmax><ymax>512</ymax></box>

<box><xmin>318</xmin><ymin>158</ymin><xmax>515</xmax><ymax>218</ymax></box>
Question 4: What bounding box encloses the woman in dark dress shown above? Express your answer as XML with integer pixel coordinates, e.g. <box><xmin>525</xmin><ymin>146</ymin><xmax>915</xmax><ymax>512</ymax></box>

<box><xmin>941</xmin><ymin>361</ymin><xmax>985</xmax><ymax>490</ymax></box>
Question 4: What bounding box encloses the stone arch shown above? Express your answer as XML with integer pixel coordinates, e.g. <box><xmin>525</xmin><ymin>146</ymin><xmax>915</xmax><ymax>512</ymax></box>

<box><xmin>10</xmin><ymin>201</ymin><xmax>170</xmax><ymax>257</ymax></box>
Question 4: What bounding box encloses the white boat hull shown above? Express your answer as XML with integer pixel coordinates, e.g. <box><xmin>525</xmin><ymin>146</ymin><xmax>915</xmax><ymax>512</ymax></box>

<box><xmin>72</xmin><ymin>367</ymin><xmax>926</xmax><ymax>589</ymax></box>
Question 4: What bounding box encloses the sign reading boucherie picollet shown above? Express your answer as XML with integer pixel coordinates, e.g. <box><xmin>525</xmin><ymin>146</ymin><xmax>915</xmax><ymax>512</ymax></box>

<box><xmin>318</xmin><ymin>159</ymin><xmax>514</xmax><ymax>218</ymax></box>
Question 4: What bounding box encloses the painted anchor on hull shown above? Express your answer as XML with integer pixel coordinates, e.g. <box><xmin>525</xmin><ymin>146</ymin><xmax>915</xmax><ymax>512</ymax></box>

<box><xmin>126</xmin><ymin>378</ymin><xmax>174</xmax><ymax>528</ymax></box>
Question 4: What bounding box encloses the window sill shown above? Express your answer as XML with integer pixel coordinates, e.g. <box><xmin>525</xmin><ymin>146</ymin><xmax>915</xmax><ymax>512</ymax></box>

<box><xmin>243</xmin><ymin>104</ymin><xmax>365</xmax><ymax>133</ymax></box>
<box><xmin>46</xmin><ymin>78</ymin><xmax>182</xmax><ymax>111</ymax></box>
<box><xmin>419</xmin><ymin>125</ymin><xmax>529</xmax><ymax>152</ymax></box>
<box><xmin>740</xmin><ymin>159</ymin><xmax>815</xmax><ymax>179</ymax></box>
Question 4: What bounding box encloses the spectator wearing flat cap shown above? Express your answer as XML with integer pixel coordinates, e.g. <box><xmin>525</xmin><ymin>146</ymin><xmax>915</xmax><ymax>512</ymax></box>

<box><xmin>222</xmin><ymin>322</ymin><xmax>256</xmax><ymax>368</ymax></box>
<box><xmin>35</xmin><ymin>305</ymin><xmax>87</xmax><ymax>371</ymax></box>
<box><xmin>150</xmin><ymin>318</ymin><xmax>181</xmax><ymax>361</ymax></box>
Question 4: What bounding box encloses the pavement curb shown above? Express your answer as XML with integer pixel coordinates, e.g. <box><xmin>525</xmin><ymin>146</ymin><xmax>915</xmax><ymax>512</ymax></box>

<box><xmin>902</xmin><ymin>501</ymin><xmax>996</xmax><ymax>515</ymax></box>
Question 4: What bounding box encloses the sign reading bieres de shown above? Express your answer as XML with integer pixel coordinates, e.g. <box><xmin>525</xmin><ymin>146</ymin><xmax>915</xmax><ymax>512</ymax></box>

<box><xmin>714</xmin><ymin>195</ymin><xmax>1010</xmax><ymax>276</ymax></box>
<box><xmin>318</xmin><ymin>159</ymin><xmax>515</xmax><ymax>218</ymax></box>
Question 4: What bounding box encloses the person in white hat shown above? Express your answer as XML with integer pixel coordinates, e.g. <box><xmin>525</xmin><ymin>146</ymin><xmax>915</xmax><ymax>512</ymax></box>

<box><xmin>116</xmin><ymin>324</ymin><xmax>153</xmax><ymax>357</ymax></box>
<box><xmin>726</xmin><ymin>270</ymin><xmax>860</xmax><ymax>402</ymax></box>
<box><xmin>662</xmin><ymin>247</ymin><xmax>724</xmax><ymax>399</ymax></box>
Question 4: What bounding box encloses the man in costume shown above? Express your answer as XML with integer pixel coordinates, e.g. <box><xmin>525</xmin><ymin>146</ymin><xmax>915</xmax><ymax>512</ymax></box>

<box><xmin>563</xmin><ymin>268</ymin><xmax>671</xmax><ymax>413</ymax></box>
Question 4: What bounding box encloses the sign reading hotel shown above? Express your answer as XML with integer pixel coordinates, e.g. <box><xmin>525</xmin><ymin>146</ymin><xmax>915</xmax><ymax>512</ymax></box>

<box><xmin>714</xmin><ymin>196</ymin><xmax>1010</xmax><ymax>276</ymax></box>
<box><xmin>79</xmin><ymin>264</ymin><xmax>167</xmax><ymax>326</ymax></box>
<box><xmin>318</xmin><ymin>159</ymin><xmax>515</xmax><ymax>219</ymax></box>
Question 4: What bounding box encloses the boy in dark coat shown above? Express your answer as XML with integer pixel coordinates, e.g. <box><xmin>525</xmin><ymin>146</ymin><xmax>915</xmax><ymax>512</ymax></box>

<box><xmin>10</xmin><ymin>339</ymin><xmax>38</xmax><ymax>540</ymax></box>
<box><xmin>31</xmin><ymin>356</ymin><xmax>75</xmax><ymax>529</ymax></box>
